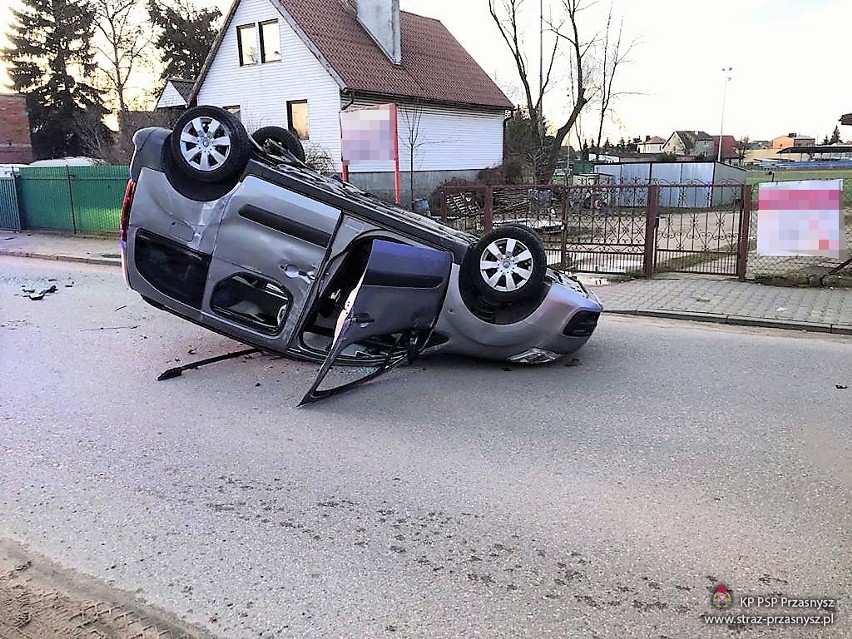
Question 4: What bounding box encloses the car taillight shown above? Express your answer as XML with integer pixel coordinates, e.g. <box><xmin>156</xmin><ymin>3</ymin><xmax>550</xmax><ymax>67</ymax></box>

<box><xmin>120</xmin><ymin>179</ymin><xmax>136</xmax><ymax>244</ymax></box>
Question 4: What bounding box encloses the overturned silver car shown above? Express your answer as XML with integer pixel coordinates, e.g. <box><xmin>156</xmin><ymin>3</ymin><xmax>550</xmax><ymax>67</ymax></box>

<box><xmin>120</xmin><ymin>106</ymin><xmax>602</xmax><ymax>403</ymax></box>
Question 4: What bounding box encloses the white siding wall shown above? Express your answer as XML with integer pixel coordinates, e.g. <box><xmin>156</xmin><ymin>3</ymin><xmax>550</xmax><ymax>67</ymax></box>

<box><xmin>346</xmin><ymin>100</ymin><xmax>505</xmax><ymax>174</ymax></box>
<box><xmin>196</xmin><ymin>0</ymin><xmax>343</xmax><ymax>165</ymax></box>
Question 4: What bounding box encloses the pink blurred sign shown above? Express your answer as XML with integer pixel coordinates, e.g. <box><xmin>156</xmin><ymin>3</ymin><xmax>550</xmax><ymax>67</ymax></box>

<box><xmin>756</xmin><ymin>179</ymin><xmax>847</xmax><ymax>258</ymax></box>
<box><xmin>340</xmin><ymin>104</ymin><xmax>399</xmax><ymax>163</ymax></box>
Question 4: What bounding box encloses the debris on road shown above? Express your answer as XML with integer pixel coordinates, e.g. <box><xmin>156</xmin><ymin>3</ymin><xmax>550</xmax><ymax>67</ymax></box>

<box><xmin>837</xmin><ymin>384</ymin><xmax>848</xmax><ymax>390</ymax></box>
<box><xmin>157</xmin><ymin>348</ymin><xmax>260</xmax><ymax>381</ymax></box>
<box><xmin>27</xmin><ymin>284</ymin><xmax>57</xmax><ymax>301</ymax></box>
<box><xmin>564</xmin><ymin>357</ymin><xmax>582</xmax><ymax>367</ymax></box>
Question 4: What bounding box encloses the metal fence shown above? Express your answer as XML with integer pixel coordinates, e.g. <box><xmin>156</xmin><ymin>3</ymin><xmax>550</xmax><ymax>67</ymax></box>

<box><xmin>437</xmin><ymin>183</ymin><xmax>750</xmax><ymax>279</ymax></box>
<box><xmin>746</xmin><ymin>178</ymin><xmax>852</xmax><ymax>283</ymax></box>
<box><xmin>0</xmin><ymin>176</ymin><xmax>21</xmax><ymax>231</ymax></box>
<box><xmin>12</xmin><ymin>165</ymin><xmax>129</xmax><ymax>235</ymax></box>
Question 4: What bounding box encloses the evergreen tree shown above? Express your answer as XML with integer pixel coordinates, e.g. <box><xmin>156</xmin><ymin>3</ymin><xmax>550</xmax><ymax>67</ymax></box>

<box><xmin>148</xmin><ymin>0</ymin><xmax>221</xmax><ymax>81</ymax></box>
<box><xmin>829</xmin><ymin>126</ymin><xmax>841</xmax><ymax>144</ymax></box>
<box><xmin>3</xmin><ymin>0</ymin><xmax>109</xmax><ymax>158</ymax></box>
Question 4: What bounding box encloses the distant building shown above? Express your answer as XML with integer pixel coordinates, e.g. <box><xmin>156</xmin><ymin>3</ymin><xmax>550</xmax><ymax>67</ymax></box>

<box><xmin>0</xmin><ymin>94</ymin><xmax>34</xmax><ymax>164</ymax></box>
<box><xmin>840</xmin><ymin>113</ymin><xmax>851</xmax><ymax>126</ymax></box>
<box><xmin>711</xmin><ymin>135</ymin><xmax>738</xmax><ymax>161</ymax></box>
<box><xmin>771</xmin><ymin>133</ymin><xmax>815</xmax><ymax>150</ymax></box>
<box><xmin>637</xmin><ymin>136</ymin><xmax>666</xmax><ymax>154</ymax></box>
<box><xmin>662</xmin><ymin>130</ymin><xmax>715</xmax><ymax>158</ymax></box>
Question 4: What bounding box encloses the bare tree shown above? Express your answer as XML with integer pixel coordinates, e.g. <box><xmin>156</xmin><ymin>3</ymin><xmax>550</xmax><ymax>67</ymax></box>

<box><xmin>488</xmin><ymin>0</ymin><xmax>594</xmax><ymax>184</ymax></box>
<box><xmin>400</xmin><ymin>102</ymin><xmax>427</xmax><ymax>206</ymax></box>
<box><xmin>594</xmin><ymin>4</ymin><xmax>635</xmax><ymax>152</ymax></box>
<box><xmin>91</xmin><ymin>0</ymin><xmax>149</xmax><ymax>114</ymax></box>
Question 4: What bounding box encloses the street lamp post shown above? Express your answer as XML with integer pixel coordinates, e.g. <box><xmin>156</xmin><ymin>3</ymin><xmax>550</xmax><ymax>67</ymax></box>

<box><xmin>717</xmin><ymin>67</ymin><xmax>733</xmax><ymax>163</ymax></box>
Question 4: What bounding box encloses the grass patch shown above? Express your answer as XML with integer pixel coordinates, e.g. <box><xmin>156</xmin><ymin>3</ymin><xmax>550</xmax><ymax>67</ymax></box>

<box><xmin>746</xmin><ymin>169</ymin><xmax>852</xmax><ymax>202</ymax></box>
<box><xmin>654</xmin><ymin>248</ymin><xmax>737</xmax><ymax>273</ymax></box>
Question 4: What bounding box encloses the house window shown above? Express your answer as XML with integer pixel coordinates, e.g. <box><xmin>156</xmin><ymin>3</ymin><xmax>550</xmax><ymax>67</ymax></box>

<box><xmin>287</xmin><ymin>100</ymin><xmax>309</xmax><ymax>140</ymax></box>
<box><xmin>237</xmin><ymin>24</ymin><xmax>257</xmax><ymax>66</ymax></box>
<box><xmin>259</xmin><ymin>20</ymin><xmax>281</xmax><ymax>63</ymax></box>
<box><xmin>224</xmin><ymin>105</ymin><xmax>241</xmax><ymax>121</ymax></box>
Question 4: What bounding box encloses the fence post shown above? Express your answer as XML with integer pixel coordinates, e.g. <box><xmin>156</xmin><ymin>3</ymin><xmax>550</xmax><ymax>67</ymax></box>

<box><xmin>66</xmin><ymin>166</ymin><xmax>78</xmax><ymax>234</ymax></box>
<box><xmin>439</xmin><ymin>188</ymin><xmax>447</xmax><ymax>224</ymax></box>
<box><xmin>643</xmin><ymin>184</ymin><xmax>659</xmax><ymax>278</ymax></box>
<box><xmin>483</xmin><ymin>186</ymin><xmax>493</xmax><ymax>233</ymax></box>
<box><xmin>736</xmin><ymin>184</ymin><xmax>752</xmax><ymax>281</ymax></box>
<box><xmin>560</xmin><ymin>186</ymin><xmax>569</xmax><ymax>270</ymax></box>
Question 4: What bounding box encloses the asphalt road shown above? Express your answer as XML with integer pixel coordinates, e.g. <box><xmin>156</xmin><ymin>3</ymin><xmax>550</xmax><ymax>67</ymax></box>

<box><xmin>1</xmin><ymin>256</ymin><xmax>850</xmax><ymax>639</ymax></box>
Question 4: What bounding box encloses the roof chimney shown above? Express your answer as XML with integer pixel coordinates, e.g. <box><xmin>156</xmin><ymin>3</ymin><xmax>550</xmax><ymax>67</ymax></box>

<box><xmin>356</xmin><ymin>0</ymin><xmax>401</xmax><ymax>65</ymax></box>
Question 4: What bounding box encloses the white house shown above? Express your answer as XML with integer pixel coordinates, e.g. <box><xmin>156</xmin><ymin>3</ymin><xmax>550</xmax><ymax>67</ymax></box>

<box><xmin>189</xmin><ymin>0</ymin><xmax>513</xmax><ymax>201</ymax></box>
<box><xmin>637</xmin><ymin>136</ymin><xmax>665</xmax><ymax>155</ymax></box>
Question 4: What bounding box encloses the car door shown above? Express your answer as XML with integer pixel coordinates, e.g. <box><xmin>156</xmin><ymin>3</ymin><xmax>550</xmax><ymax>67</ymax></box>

<box><xmin>299</xmin><ymin>239</ymin><xmax>452</xmax><ymax>405</ymax></box>
<box><xmin>201</xmin><ymin>174</ymin><xmax>340</xmax><ymax>349</ymax></box>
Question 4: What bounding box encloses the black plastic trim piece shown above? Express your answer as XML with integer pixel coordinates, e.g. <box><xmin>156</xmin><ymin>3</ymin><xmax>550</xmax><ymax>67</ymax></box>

<box><xmin>563</xmin><ymin>311</ymin><xmax>600</xmax><ymax>337</ymax></box>
<box><xmin>238</xmin><ymin>204</ymin><xmax>331</xmax><ymax>247</ymax></box>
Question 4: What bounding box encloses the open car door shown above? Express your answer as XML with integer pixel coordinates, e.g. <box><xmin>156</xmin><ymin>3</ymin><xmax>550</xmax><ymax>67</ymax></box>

<box><xmin>299</xmin><ymin>239</ymin><xmax>452</xmax><ymax>405</ymax></box>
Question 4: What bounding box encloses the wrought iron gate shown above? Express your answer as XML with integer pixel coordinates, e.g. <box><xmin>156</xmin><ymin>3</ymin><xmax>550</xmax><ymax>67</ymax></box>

<box><xmin>437</xmin><ymin>183</ymin><xmax>751</xmax><ymax>279</ymax></box>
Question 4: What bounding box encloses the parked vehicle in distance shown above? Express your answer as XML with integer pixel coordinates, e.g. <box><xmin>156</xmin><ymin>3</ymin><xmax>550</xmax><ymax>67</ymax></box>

<box><xmin>0</xmin><ymin>164</ymin><xmax>28</xmax><ymax>178</ymax></box>
<box><xmin>28</xmin><ymin>157</ymin><xmax>105</xmax><ymax>167</ymax></box>
<box><xmin>120</xmin><ymin>106</ymin><xmax>602</xmax><ymax>403</ymax></box>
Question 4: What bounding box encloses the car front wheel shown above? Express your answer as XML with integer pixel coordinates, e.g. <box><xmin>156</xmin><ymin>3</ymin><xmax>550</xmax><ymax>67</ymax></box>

<box><xmin>466</xmin><ymin>225</ymin><xmax>547</xmax><ymax>304</ymax></box>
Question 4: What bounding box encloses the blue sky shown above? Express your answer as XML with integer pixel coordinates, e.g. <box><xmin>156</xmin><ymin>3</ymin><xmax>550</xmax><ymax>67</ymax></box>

<box><xmin>1</xmin><ymin>0</ymin><xmax>850</xmax><ymax>143</ymax></box>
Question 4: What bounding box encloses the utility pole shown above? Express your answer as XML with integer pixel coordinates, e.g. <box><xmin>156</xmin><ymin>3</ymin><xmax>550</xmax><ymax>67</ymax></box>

<box><xmin>718</xmin><ymin>67</ymin><xmax>733</xmax><ymax>163</ymax></box>
<box><xmin>539</xmin><ymin>0</ymin><xmax>545</xmax><ymax>139</ymax></box>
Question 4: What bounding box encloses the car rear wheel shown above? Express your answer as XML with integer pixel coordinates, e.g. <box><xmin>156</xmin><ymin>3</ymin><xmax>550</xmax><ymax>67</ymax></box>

<box><xmin>467</xmin><ymin>225</ymin><xmax>547</xmax><ymax>303</ymax></box>
<box><xmin>169</xmin><ymin>106</ymin><xmax>249</xmax><ymax>183</ymax></box>
<box><xmin>251</xmin><ymin>126</ymin><xmax>306</xmax><ymax>162</ymax></box>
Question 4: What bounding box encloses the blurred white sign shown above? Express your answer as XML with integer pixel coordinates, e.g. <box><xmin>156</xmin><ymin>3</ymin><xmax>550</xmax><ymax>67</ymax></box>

<box><xmin>757</xmin><ymin>179</ymin><xmax>847</xmax><ymax>258</ymax></box>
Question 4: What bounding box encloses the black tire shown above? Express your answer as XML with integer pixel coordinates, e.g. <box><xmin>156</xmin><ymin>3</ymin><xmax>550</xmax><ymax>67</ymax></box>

<box><xmin>466</xmin><ymin>224</ymin><xmax>547</xmax><ymax>303</ymax></box>
<box><xmin>252</xmin><ymin>126</ymin><xmax>306</xmax><ymax>163</ymax></box>
<box><xmin>169</xmin><ymin>106</ymin><xmax>249</xmax><ymax>183</ymax></box>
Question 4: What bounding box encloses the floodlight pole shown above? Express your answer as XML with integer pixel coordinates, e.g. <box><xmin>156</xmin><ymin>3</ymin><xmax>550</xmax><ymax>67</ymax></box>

<box><xmin>718</xmin><ymin>67</ymin><xmax>733</xmax><ymax>163</ymax></box>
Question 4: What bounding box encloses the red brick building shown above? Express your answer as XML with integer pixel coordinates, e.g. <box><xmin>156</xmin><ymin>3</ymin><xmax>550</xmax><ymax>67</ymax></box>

<box><xmin>0</xmin><ymin>94</ymin><xmax>33</xmax><ymax>164</ymax></box>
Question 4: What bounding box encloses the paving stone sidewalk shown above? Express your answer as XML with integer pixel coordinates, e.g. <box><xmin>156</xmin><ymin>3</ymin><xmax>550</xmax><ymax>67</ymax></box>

<box><xmin>592</xmin><ymin>275</ymin><xmax>852</xmax><ymax>334</ymax></box>
<box><xmin>2</xmin><ymin>231</ymin><xmax>851</xmax><ymax>334</ymax></box>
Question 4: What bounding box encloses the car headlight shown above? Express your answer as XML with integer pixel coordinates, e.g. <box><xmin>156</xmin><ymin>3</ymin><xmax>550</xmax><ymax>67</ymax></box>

<box><xmin>507</xmin><ymin>348</ymin><xmax>562</xmax><ymax>364</ymax></box>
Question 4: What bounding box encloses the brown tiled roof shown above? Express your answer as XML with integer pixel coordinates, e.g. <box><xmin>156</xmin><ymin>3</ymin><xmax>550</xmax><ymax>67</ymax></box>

<box><xmin>192</xmin><ymin>0</ymin><xmax>512</xmax><ymax>110</ymax></box>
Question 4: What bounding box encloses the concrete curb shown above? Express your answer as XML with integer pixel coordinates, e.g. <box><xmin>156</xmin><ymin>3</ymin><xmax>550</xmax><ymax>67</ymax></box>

<box><xmin>0</xmin><ymin>249</ymin><xmax>120</xmax><ymax>267</ymax></box>
<box><xmin>605</xmin><ymin>308</ymin><xmax>852</xmax><ymax>336</ymax></box>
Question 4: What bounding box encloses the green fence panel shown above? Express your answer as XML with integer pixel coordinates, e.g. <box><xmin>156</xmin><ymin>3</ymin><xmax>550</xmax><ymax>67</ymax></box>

<box><xmin>17</xmin><ymin>165</ymin><xmax>130</xmax><ymax>235</ymax></box>
<box><xmin>69</xmin><ymin>165</ymin><xmax>129</xmax><ymax>235</ymax></box>
<box><xmin>18</xmin><ymin>167</ymin><xmax>75</xmax><ymax>232</ymax></box>
<box><xmin>0</xmin><ymin>176</ymin><xmax>21</xmax><ymax>231</ymax></box>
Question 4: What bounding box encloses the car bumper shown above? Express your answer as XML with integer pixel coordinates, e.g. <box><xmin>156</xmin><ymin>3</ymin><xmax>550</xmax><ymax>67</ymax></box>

<box><xmin>429</xmin><ymin>265</ymin><xmax>602</xmax><ymax>361</ymax></box>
